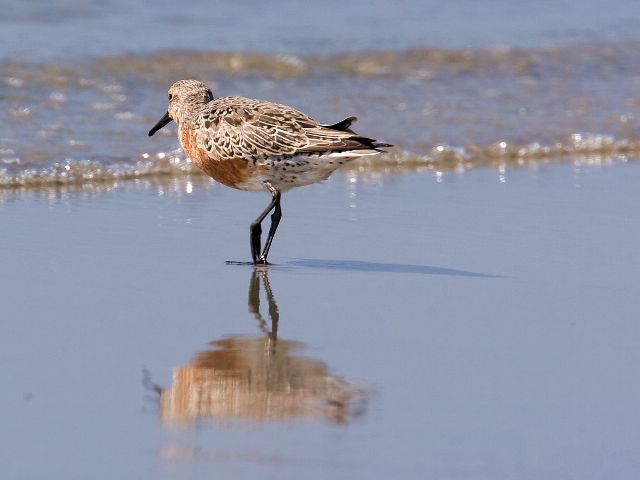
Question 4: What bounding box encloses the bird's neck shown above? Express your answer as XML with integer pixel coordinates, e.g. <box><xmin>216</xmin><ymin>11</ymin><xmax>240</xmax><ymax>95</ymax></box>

<box><xmin>171</xmin><ymin>101</ymin><xmax>205</xmax><ymax>130</ymax></box>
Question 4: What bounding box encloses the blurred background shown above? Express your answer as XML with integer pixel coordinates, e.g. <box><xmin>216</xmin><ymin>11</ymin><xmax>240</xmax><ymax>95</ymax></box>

<box><xmin>1</xmin><ymin>0</ymin><xmax>639</xmax><ymax>192</ymax></box>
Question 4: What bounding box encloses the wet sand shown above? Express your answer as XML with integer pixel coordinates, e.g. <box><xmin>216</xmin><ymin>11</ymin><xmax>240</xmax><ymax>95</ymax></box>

<box><xmin>2</xmin><ymin>163</ymin><xmax>639</xmax><ymax>479</ymax></box>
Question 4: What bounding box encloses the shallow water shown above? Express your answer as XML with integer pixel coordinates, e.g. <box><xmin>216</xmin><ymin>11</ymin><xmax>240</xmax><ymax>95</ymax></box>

<box><xmin>2</xmin><ymin>1</ymin><xmax>640</xmax><ymax>478</ymax></box>
<box><xmin>2</xmin><ymin>164</ymin><xmax>640</xmax><ymax>479</ymax></box>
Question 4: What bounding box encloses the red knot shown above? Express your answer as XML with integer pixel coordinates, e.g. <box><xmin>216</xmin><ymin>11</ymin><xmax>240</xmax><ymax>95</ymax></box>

<box><xmin>149</xmin><ymin>79</ymin><xmax>391</xmax><ymax>265</ymax></box>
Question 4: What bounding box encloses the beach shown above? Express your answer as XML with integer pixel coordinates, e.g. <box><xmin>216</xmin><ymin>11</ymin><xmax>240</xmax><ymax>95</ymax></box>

<box><xmin>1</xmin><ymin>1</ymin><xmax>640</xmax><ymax>478</ymax></box>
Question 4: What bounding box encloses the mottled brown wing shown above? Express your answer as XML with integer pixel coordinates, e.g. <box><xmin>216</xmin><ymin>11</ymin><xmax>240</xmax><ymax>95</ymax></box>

<box><xmin>194</xmin><ymin>97</ymin><xmax>375</xmax><ymax>162</ymax></box>
<box><xmin>194</xmin><ymin>97</ymin><xmax>311</xmax><ymax>161</ymax></box>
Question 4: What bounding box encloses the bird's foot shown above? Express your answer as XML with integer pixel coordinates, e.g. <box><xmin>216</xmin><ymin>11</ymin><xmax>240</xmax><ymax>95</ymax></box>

<box><xmin>254</xmin><ymin>256</ymin><xmax>271</xmax><ymax>266</ymax></box>
<box><xmin>225</xmin><ymin>258</ymin><xmax>272</xmax><ymax>266</ymax></box>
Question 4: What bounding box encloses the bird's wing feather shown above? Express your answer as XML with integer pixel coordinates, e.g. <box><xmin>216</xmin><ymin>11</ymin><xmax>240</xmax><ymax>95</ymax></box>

<box><xmin>195</xmin><ymin>97</ymin><xmax>379</xmax><ymax>162</ymax></box>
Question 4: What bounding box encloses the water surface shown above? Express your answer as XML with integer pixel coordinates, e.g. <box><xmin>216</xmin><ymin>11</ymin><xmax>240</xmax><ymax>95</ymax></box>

<box><xmin>2</xmin><ymin>165</ymin><xmax>640</xmax><ymax>478</ymax></box>
<box><xmin>2</xmin><ymin>1</ymin><xmax>640</xmax><ymax>478</ymax></box>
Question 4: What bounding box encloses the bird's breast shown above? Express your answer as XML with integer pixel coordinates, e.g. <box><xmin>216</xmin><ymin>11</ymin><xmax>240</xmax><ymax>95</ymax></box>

<box><xmin>179</xmin><ymin>127</ymin><xmax>262</xmax><ymax>190</ymax></box>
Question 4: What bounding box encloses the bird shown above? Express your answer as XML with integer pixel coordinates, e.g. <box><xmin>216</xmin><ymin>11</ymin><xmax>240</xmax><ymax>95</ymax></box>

<box><xmin>148</xmin><ymin>79</ymin><xmax>391</xmax><ymax>265</ymax></box>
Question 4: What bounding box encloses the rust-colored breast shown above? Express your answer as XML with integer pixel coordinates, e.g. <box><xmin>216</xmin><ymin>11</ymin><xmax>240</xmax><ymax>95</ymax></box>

<box><xmin>180</xmin><ymin>127</ymin><xmax>256</xmax><ymax>190</ymax></box>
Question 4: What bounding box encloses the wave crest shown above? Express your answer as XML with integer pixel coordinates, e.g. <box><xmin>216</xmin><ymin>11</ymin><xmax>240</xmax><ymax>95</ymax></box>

<box><xmin>1</xmin><ymin>134</ymin><xmax>637</xmax><ymax>191</ymax></box>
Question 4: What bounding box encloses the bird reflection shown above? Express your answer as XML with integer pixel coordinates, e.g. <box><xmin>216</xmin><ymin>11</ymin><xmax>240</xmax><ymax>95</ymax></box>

<box><xmin>158</xmin><ymin>268</ymin><xmax>366</xmax><ymax>425</ymax></box>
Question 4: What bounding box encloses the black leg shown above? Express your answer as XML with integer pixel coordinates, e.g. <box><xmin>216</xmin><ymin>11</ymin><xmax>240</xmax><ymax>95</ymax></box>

<box><xmin>258</xmin><ymin>188</ymin><xmax>282</xmax><ymax>264</ymax></box>
<box><xmin>250</xmin><ymin>182</ymin><xmax>281</xmax><ymax>265</ymax></box>
<box><xmin>250</xmin><ymin>221</ymin><xmax>262</xmax><ymax>264</ymax></box>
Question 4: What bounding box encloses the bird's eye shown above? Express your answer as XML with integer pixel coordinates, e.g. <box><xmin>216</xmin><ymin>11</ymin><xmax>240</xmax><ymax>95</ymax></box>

<box><xmin>168</xmin><ymin>93</ymin><xmax>173</xmax><ymax>101</ymax></box>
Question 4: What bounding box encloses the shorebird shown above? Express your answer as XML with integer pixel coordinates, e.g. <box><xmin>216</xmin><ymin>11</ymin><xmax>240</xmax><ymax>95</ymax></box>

<box><xmin>149</xmin><ymin>79</ymin><xmax>390</xmax><ymax>264</ymax></box>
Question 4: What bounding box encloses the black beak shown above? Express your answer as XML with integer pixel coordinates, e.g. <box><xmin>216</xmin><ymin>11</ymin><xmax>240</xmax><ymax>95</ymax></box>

<box><xmin>148</xmin><ymin>112</ymin><xmax>172</xmax><ymax>136</ymax></box>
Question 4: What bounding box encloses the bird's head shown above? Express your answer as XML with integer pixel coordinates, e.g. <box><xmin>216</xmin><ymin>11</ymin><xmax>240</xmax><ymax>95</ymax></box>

<box><xmin>149</xmin><ymin>79</ymin><xmax>214</xmax><ymax>136</ymax></box>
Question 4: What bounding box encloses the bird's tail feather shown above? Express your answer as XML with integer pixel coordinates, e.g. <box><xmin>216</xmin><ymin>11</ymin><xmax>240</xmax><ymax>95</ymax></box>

<box><xmin>322</xmin><ymin>116</ymin><xmax>358</xmax><ymax>133</ymax></box>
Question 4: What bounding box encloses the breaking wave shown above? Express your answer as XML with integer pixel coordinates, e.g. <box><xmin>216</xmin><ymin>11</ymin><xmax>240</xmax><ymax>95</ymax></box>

<box><xmin>1</xmin><ymin>134</ymin><xmax>637</xmax><ymax>191</ymax></box>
